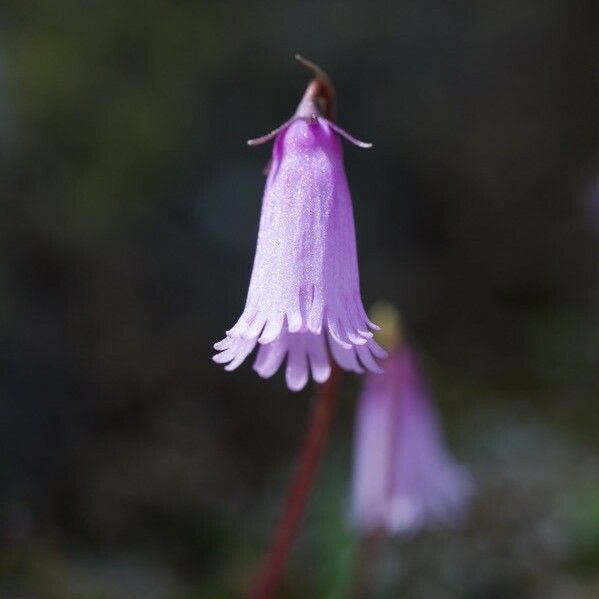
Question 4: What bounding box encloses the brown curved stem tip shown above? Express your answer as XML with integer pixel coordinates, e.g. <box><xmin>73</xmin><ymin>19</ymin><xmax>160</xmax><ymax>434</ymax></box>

<box><xmin>247</xmin><ymin>366</ymin><xmax>342</xmax><ymax>599</ymax></box>
<box><xmin>295</xmin><ymin>54</ymin><xmax>336</xmax><ymax>121</ymax></box>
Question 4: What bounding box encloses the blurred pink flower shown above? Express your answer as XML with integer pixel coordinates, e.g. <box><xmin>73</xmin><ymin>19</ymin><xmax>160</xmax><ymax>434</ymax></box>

<box><xmin>350</xmin><ymin>346</ymin><xmax>473</xmax><ymax>534</ymax></box>
<box><xmin>214</xmin><ymin>76</ymin><xmax>385</xmax><ymax>391</ymax></box>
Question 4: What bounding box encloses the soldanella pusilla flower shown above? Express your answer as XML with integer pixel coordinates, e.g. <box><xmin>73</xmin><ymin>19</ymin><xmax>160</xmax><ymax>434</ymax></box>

<box><xmin>214</xmin><ymin>56</ymin><xmax>386</xmax><ymax>390</ymax></box>
<box><xmin>350</xmin><ymin>303</ymin><xmax>474</xmax><ymax>534</ymax></box>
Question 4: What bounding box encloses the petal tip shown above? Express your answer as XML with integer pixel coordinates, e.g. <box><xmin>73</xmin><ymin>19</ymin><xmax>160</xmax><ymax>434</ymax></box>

<box><xmin>313</xmin><ymin>367</ymin><xmax>332</xmax><ymax>384</ymax></box>
<box><xmin>287</xmin><ymin>379</ymin><xmax>308</xmax><ymax>392</ymax></box>
<box><xmin>253</xmin><ymin>366</ymin><xmax>272</xmax><ymax>379</ymax></box>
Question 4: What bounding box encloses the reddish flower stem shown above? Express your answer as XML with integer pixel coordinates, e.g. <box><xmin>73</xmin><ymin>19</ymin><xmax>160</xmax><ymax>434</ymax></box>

<box><xmin>248</xmin><ymin>365</ymin><xmax>342</xmax><ymax>599</ymax></box>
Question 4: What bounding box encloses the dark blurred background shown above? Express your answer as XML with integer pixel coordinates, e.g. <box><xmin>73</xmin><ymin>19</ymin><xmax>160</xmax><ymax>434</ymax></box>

<box><xmin>1</xmin><ymin>1</ymin><xmax>598</xmax><ymax>597</ymax></box>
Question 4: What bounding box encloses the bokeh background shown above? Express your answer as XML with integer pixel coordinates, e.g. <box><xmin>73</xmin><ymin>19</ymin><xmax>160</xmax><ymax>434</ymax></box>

<box><xmin>1</xmin><ymin>1</ymin><xmax>598</xmax><ymax>597</ymax></box>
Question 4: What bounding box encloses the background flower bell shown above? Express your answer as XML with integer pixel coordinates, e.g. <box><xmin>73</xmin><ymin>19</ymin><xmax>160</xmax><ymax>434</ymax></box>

<box><xmin>350</xmin><ymin>303</ymin><xmax>474</xmax><ymax>535</ymax></box>
<box><xmin>214</xmin><ymin>56</ymin><xmax>386</xmax><ymax>390</ymax></box>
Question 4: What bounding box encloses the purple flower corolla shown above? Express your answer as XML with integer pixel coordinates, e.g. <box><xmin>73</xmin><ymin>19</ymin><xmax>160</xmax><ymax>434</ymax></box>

<box><xmin>214</xmin><ymin>59</ymin><xmax>386</xmax><ymax>390</ymax></box>
<box><xmin>350</xmin><ymin>346</ymin><xmax>473</xmax><ymax>534</ymax></box>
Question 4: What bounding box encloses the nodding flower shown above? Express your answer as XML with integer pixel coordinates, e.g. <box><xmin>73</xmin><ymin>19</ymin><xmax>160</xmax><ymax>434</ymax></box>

<box><xmin>213</xmin><ymin>56</ymin><xmax>386</xmax><ymax>391</ymax></box>
<box><xmin>350</xmin><ymin>305</ymin><xmax>474</xmax><ymax>534</ymax></box>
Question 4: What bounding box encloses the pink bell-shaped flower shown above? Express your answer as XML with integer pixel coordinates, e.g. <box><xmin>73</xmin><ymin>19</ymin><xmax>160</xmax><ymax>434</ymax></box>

<box><xmin>351</xmin><ymin>334</ymin><xmax>473</xmax><ymax>534</ymax></box>
<box><xmin>214</xmin><ymin>57</ymin><xmax>386</xmax><ymax>390</ymax></box>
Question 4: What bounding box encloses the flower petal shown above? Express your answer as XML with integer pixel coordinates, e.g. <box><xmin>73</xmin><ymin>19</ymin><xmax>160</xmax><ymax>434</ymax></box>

<box><xmin>356</xmin><ymin>343</ymin><xmax>384</xmax><ymax>374</ymax></box>
<box><xmin>223</xmin><ymin>338</ymin><xmax>257</xmax><ymax>371</ymax></box>
<box><xmin>286</xmin><ymin>336</ymin><xmax>309</xmax><ymax>391</ymax></box>
<box><xmin>258</xmin><ymin>313</ymin><xmax>285</xmax><ymax>344</ymax></box>
<box><xmin>307</xmin><ymin>333</ymin><xmax>331</xmax><ymax>383</ymax></box>
<box><xmin>327</xmin><ymin>315</ymin><xmax>352</xmax><ymax>349</ymax></box>
<box><xmin>328</xmin><ymin>333</ymin><xmax>363</xmax><ymax>373</ymax></box>
<box><xmin>253</xmin><ymin>336</ymin><xmax>287</xmax><ymax>379</ymax></box>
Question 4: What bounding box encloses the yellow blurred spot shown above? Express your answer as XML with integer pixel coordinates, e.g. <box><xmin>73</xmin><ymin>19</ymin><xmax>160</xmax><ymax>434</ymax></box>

<box><xmin>369</xmin><ymin>301</ymin><xmax>403</xmax><ymax>352</ymax></box>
